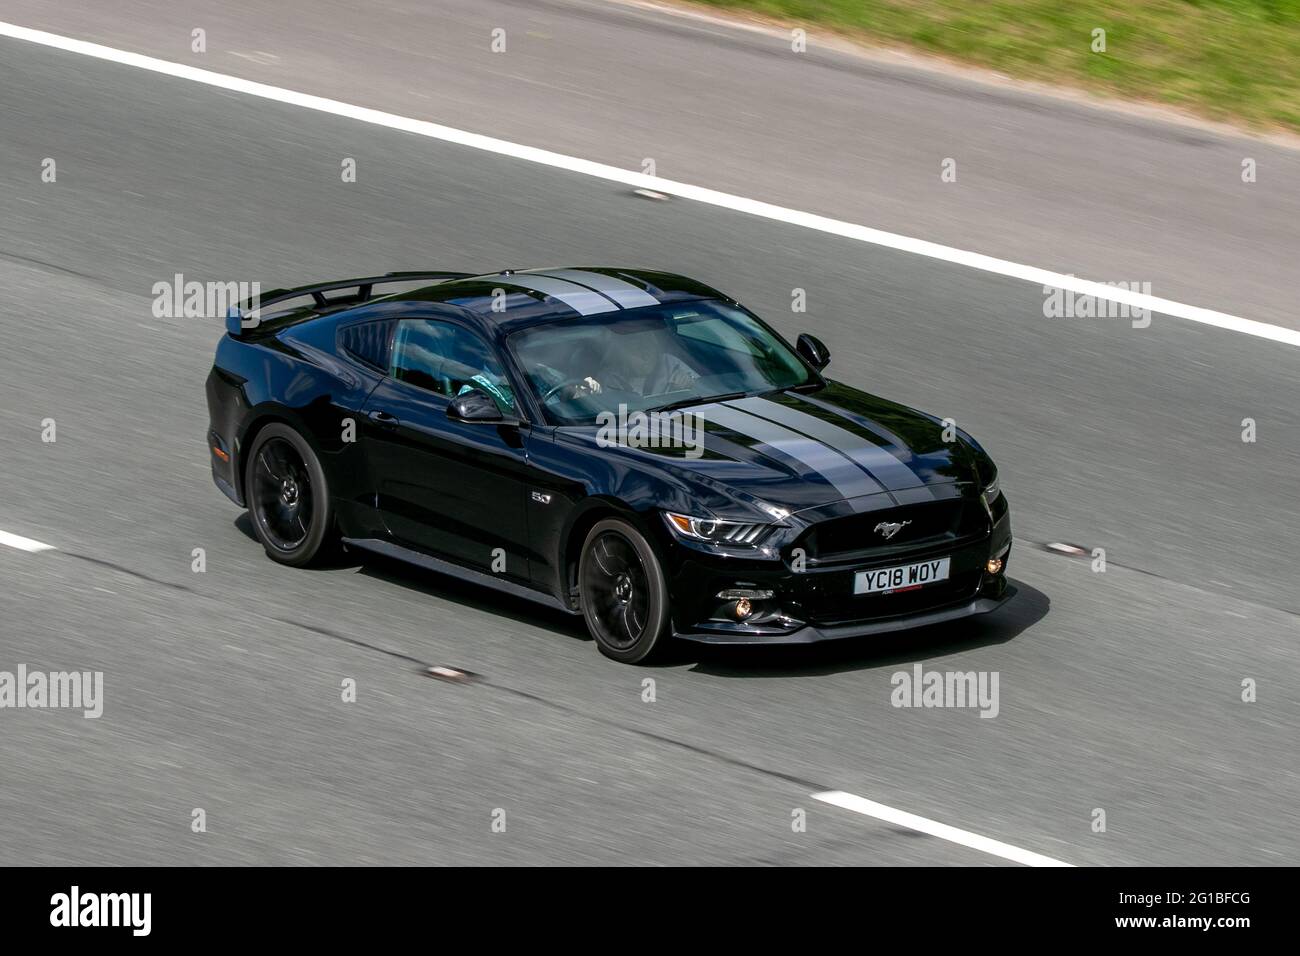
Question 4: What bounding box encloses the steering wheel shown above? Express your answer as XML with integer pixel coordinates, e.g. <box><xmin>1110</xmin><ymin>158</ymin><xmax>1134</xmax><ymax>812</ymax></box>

<box><xmin>540</xmin><ymin>378</ymin><xmax>594</xmax><ymax>406</ymax></box>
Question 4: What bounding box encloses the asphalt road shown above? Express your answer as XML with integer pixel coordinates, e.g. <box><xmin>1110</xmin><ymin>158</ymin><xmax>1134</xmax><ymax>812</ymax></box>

<box><xmin>3</xmin><ymin>0</ymin><xmax>1299</xmax><ymax>329</ymax></box>
<box><xmin>1</xmin><ymin>8</ymin><xmax>1298</xmax><ymax>866</ymax></box>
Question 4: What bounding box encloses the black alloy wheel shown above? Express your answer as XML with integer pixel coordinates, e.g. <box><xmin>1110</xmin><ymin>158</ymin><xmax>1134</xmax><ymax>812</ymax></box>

<box><xmin>579</xmin><ymin>518</ymin><xmax>670</xmax><ymax>663</ymax></box>
<box><xmin>245</xmin><ymin>423</ymin><xmax>337</xmax><ymax>566</ymax></box>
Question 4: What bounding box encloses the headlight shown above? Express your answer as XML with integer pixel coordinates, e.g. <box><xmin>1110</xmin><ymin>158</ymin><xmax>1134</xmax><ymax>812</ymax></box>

<box><xmin>664</xmin><ymin>512</ymin><xmax>770</xmax><ymax>546</ymax></box>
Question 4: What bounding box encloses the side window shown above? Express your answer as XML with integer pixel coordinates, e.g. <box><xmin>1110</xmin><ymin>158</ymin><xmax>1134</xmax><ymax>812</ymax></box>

<box><xmin>390</xmin><ymin>320</ymin><xmax>516</xmax><ymax>412</ymax></box>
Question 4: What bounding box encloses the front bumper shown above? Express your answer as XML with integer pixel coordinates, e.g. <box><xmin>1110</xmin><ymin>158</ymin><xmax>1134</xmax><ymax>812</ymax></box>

<box><xmin>663</xmin><ymin>495</ymin><xmax>1013</xmax><ymax>645</ymax></box>
<box><xmin>674</xmin><ymin>587</ymin><xmax>1014</xmax><ymax>645</ymax></box>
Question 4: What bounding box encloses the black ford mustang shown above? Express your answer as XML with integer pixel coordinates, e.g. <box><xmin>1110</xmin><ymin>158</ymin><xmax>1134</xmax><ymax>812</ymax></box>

<box><xmin>206</xmin><ymin>268</ymin><xmax>1012</xmax><ymax>663</ymax></box>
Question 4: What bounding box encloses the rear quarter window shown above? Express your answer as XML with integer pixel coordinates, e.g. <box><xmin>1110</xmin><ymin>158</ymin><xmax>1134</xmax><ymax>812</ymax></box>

<box><xmin>338</xmin><ymin>320</ymin><xmax>395</xmax><ymax>370</ymax></box>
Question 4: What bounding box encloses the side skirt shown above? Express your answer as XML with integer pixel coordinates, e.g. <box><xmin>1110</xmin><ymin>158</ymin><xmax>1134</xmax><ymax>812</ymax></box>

<box><xmin>341</xmin><ymin>537</ymin><xmax>581</xmax><ymax>616</ymax></box>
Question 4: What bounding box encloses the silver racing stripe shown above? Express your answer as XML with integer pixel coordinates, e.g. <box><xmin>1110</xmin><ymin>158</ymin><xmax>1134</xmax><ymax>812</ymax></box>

<box><xmin>724</xmin><ymin>396</ymin><xmax>934</xmax><ymax>497</ymax></box>
<box><xmin>538</xmin><ymin>269</ymin><xmax>661</xmax><ymax>309</ymax></box>
<box><xmin>796</xmin><ymin>391</ymin><xmax>913</xmax><ymax>455</ymax></box>
<box><xmin>699</xmin><ymin>404</ymin><xmax>884</xmax><ymax>500</ymax></box>
<box><xmin>491</xmin><ymin>274</ymin><xmax>617</xmax><ymax>315</ymax></box>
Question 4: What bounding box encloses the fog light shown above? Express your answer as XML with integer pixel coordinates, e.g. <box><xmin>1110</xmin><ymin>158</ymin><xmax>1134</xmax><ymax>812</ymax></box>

<box><xmin>715</xmin><ymin>589</ymin><xmax>772</xmax><ymax>623</ymax></box>
<box><xmin>986</xmin><ymin>557</ymin><xmax>1004</xmax><ymax>575</ymax></box>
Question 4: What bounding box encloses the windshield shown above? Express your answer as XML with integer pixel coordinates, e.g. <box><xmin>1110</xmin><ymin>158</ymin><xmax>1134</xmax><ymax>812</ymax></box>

<box><xmin>507</xmin><ymin>300</ymin><xmax>815</xmax><ymax>425</ymax></box>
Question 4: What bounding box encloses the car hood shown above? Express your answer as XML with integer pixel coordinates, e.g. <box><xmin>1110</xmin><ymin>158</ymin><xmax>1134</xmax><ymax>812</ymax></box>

<box><xmin>556</xmin><ymin>382</ymin><xmax>991</xmax><ymax>519</ymax></box>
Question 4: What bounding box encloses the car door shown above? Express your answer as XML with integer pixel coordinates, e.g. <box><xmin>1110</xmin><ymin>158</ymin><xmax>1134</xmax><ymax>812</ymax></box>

<box><xmin>359</xmin><ymin>316</ymin><xmax>532</xmax><ymax>584</ymax></box>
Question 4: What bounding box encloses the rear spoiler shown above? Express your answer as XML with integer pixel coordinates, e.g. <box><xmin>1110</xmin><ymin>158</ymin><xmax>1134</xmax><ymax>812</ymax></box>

<box><xmin>224</xmin><ymin>270</ymin><xmax>473</xmax><ymax>336</ymax></box>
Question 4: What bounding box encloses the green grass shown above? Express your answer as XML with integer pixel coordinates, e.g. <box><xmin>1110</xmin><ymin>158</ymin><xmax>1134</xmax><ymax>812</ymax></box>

<box><xmin>690</xmin><ymin>0</ymin><xmax>1300</xmax><ymax>132</ymax></box>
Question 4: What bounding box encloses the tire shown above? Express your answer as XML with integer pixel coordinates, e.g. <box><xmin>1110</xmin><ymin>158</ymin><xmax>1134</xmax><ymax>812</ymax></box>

<box><xmin>578</xmin><ymin>518</ymin><xmax>671</xmax><ymax>664</ymax></box>
<box><xmin>244</xmin><ymin>423</ymin><xmax>337</xmax><ymax>567</ymax></box>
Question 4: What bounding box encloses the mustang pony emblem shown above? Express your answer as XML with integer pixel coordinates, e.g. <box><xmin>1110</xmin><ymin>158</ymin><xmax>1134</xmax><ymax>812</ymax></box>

<box><xmin>874</xmin><ymin>520</ymin><xmax>912</xmax><ymax>540</ymax></box>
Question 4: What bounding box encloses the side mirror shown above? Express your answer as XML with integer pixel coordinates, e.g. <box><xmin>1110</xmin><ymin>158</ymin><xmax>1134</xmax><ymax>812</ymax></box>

<box><xmin>448</xmin><ymin>389</ymin><xmax>504</xmax><ymax>423</ymax></box>
<box><xmin>796</xmin><ymin>333</ymin><xmax>830</xmax><ymax>371</ymax></box>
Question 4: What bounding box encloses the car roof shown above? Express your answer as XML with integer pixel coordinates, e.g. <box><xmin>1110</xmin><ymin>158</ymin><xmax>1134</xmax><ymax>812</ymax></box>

<box><xmin>380</xmin><ymin>267</ymin><xmax>731</xmax><ymax>333</ymax></box>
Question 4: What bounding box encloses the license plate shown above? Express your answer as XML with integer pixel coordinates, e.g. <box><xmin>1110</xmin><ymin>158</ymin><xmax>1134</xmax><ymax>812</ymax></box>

<box><xmin>854</xmin><ymin>557</ymin><xmax>950</xmax><ymax>595</ymax></box>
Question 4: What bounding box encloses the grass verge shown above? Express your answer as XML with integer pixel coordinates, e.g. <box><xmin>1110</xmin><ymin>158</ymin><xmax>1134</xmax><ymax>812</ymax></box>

<box><xmin>690</xmin><ymin>0</ymin><xmax>1300</xmax><ymax>132</ymax></box>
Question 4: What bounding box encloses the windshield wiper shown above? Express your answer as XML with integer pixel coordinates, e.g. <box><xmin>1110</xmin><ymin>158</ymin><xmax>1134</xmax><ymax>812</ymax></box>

<box><xmin>646</xmin><ymin>390</ymin><xmax>749</xmax><ymax>414</ymax></box>
<box><xmin>763</xmin><ymin>380</ymin><xmax>826</xmax><ymax>397</ymax></box>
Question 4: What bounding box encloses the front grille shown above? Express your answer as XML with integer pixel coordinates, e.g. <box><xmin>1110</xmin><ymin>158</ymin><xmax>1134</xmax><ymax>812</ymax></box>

<box><xmin>798</xmin><ymin>498</ymin><xmax>985</xmax><ymax>565</ymax></box>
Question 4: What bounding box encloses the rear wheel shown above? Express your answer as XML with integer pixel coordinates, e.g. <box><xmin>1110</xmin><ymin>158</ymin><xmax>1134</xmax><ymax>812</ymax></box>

<box><xmin>244</xmin><ymin>423</ymin><xmax>337</xmax><ymax>567</ymax></box>
<box><xmin>579</xmin><ymin>518</ymin><xmax>671</xmax><ymax>664</ymax></box>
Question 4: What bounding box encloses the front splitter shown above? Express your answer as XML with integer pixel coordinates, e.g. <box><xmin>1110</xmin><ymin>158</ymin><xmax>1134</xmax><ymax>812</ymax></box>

<box><xmin>673</xmin><ymin>587</ymin><xmax>1015</xmax><ymax>645</ymax></box>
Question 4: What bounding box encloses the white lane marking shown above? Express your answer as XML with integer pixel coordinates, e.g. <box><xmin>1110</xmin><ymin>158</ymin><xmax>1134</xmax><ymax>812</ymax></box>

<box><xmin>813</xmin><ymin>790</ymin><xmax>1074</xmax><ymax>867</ymax></box>
<box><xmin>0</xmin><ymin>529</ymin><xmax>56</xmax><ymax>552</ymax></box>
<box><xmin>2</xmin><ymin>21</ymin><xmax>1296</xmax><ymax>348</ymax></box>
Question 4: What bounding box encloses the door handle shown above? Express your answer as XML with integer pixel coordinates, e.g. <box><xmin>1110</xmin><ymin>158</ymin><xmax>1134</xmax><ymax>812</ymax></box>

<box><xmin>367</xmin><ymin>410</ymin><xmax>400</xmax><ymax>427</ymax></box>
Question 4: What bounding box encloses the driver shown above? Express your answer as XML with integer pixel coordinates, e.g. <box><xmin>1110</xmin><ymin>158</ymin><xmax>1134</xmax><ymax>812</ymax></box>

<box><xmin>534</xmin><ymin>344</ymin><xmax>699</xmax><ymax>403</ymax></box>
<box><xmin>529</xmin><ymin>328</ymin><xmax>702</xmax><ymax>406</ymax></box>
<box><xmin>532</xmin><ymin>327</ymin><xmax>615</xmax><ymax>402</ymax></box>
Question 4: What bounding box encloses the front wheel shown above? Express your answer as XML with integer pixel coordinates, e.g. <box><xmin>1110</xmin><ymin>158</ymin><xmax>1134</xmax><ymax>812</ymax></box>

<box><xmin>578</xmin><ymin>518</ymin><xmax>671</xmax><ymax>664</ymax></box>
<box><xmin>244</xmin><ymin>423</ymin><xmax>337</xmax><ymax>567</ymax></box>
